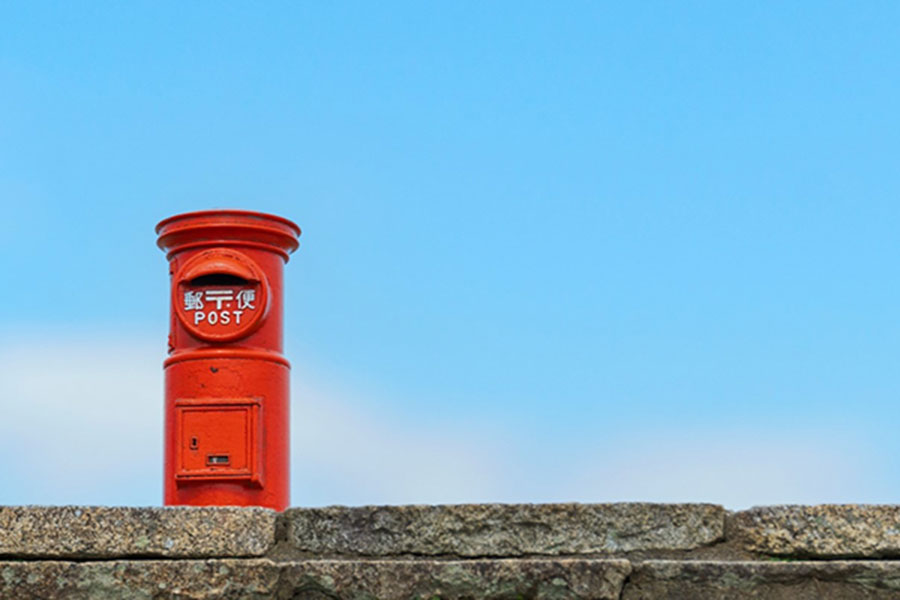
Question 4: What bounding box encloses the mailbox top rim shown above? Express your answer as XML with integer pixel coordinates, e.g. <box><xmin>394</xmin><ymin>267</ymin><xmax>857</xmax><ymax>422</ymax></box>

<box><xmin>156</xmin><ymin>209</ymin><xmax>301</xmax><ymax>259</ymax></box>
<box><xmin>155</xmin><ymin>209</ymin><xmax>301</xmax><ymax>236</ymax></box>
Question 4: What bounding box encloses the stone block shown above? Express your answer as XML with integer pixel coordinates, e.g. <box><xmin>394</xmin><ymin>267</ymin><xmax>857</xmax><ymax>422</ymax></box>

<box><xmin>285</xmin><ymin>503</ymin><xmax>725</xmax><ymax>556</ymax></box>
<box><xmin>731</xmin><ymin>505</ymin><xmax>900</xmax><ymax>558</ymax></box>
<box><xmin>283</xmin><ymin>558</ymin><xmax>631</xmax><ymax>600</ymax></box>
<box><xmin>0</xmin><ymin>558</ymin><xmax>630</xmax><ymax>599</ymax></box>
<box><xmin>0</xmin><ymin>559</ymin><xmax>279</xmax><ymax>600</ymax></box>
<box><xmin>624</xmin><ymin>560</ymin><xmax>900</xmax><ymax>600</ymax></box>
<box><xmin>0</xmin><ymin>506</ymin><xmax>276</xmax><ymax>558</ymax></box>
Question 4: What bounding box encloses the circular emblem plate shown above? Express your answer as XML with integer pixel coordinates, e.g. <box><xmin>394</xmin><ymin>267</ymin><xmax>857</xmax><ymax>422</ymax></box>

<box><xmin>173</xmin><ymin>249</ymin><xmax>269</xmax><ymax>342</ymax></box>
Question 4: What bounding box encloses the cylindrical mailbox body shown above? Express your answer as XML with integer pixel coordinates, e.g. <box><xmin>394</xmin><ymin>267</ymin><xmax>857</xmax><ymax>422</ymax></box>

<box><xmin>156</xmin><ymin>210</ymin><xmax>300</xmax><ymax>510</ymax></box>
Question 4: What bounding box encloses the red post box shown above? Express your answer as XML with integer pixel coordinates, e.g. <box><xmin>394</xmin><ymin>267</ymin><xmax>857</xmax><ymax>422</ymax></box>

<box><xmin>156</xmin><ymin>210</ymin><xmax>300</xmax><ymax>510</ymax></box>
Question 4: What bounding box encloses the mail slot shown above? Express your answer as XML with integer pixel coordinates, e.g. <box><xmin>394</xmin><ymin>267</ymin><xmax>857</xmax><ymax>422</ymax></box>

<box><xmin>156</xmin><ymin>210</ymin><xmax>300</xmax><ymax>510</ymax></box>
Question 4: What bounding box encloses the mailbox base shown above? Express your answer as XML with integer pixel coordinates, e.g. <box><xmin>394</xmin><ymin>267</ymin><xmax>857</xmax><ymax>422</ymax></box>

<box><xmin>163</xmin><ymin>356</ymin><xmax>289</xmax><ymax>510</ymax></box>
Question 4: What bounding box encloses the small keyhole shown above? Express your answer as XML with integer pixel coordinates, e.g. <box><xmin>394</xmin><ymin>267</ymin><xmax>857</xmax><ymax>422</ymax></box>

<box><xmin>189</xmin><ymin>437</ymin><xmax>199</xmax><ymax>450</ymax></box>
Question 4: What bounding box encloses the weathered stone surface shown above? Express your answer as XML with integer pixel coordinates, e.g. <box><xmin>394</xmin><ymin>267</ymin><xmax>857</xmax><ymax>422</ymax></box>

<box><xmin>0</xmin><ymin>559</ymin><xmax>280</xmax><ymax>600</ymax></box>
<box><xmin>732</xmin><ymin>505</ymin><xmax>900</xmax><ymax>558</ymax></box>
<box><xmin>624</xmin><ymin>560</ymin><xmax>900</xmax><ymax>600</ymax></box>
<box><xmin>285</xmin><ymin>503</ymin><xmax>725</xmax><ymax>557</ymax></box>
<box><xmin>283</xmin><ymin>558</ymin><xmax>631</xmax><ymax>600</ymax></box>
<box><xmin>0</xmin><ymin>506</ymin><xmax>276</xmax><ymax>558</ymax></box>
<box><xmin>0</xmin><ymin>558</ymin><xmax>630</xmax><ymax>600</ymax></box>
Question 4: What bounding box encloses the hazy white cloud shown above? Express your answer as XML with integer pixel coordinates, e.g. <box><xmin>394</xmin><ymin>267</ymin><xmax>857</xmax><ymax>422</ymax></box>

<box><xmin>0</xmin><ymin>334</ymin><xmax>163</xmax><ymax>505</ymax></box>
<box><xmin>0</xmin><ymin>334</ymin><xmax>509</xmax><ymax>506</ymax></box>
<box><xmin>291</xmin><ymin>370</ymin><xmax>510</xmax><ymax>506</ymax></box>
<box><xmin>560</xmin><ymin>430</ymin><xmax>880</xmax><ymax>509</ymax></box>
<box><xmin>0</xmin><ymin>333</ymin><xmax>886</xmax><ymax>509</ymax></box>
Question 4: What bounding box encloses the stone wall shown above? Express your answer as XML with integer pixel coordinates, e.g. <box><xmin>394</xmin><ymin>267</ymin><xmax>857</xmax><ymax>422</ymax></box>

<box><xmin>2</xmin><ymin>504</ymin><xmax>900</xmax><ymax>598</ymax></box>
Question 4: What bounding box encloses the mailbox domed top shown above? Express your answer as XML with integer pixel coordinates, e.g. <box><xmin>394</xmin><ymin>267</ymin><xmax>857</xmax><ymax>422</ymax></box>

<box><xmin>156</xmin><ymin>210</ymin><xmax>301</xmax><ymax>260</ymax></box>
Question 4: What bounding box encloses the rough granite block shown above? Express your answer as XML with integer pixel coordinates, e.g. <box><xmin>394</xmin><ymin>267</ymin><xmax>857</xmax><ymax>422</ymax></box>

<box><xmin>282</xmin><ymin>558</ymin><xmax>631</xmax><ymax>600</ymax></box>
<box><xmin>731</xmin><ymin>505</ymin><xmax>900</xmax><ymax>558</ymax></box>
<box><xmin>0</xmin><ymin>558</ymin><xmax>631</xmax><ymax>600</ymax></box>
<box><xmin>0</xmin><ymin>506</ymin><xmax>276</xmax><ymax>558</ymax></box>
<box><xmin>624</xmin><ymin>560</ymin><xmax>900</xmax><ymax>600</ymax></box>
<box><xmin>285</xmin><ymin>503</ymin><xmax>725</xmax><ymax>557</ymax></box>
<box><xmin>0</xmin><ymin>559</ymin><xmax>280</xmax><ymax>600</ymax></box>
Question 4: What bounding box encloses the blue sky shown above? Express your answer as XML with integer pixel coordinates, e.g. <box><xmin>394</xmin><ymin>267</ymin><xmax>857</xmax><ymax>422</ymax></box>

<box><xmin>2</xmin><ymin>2</ymin><xmax>900</xmax><ymax>508</ymax></box>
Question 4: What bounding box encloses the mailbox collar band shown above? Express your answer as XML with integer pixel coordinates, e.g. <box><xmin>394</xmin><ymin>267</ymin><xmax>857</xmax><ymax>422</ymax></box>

<box><xmin>164</xmin><ymin>347</ymin><xmax>291</xmax><ymax>368</ymax></box>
